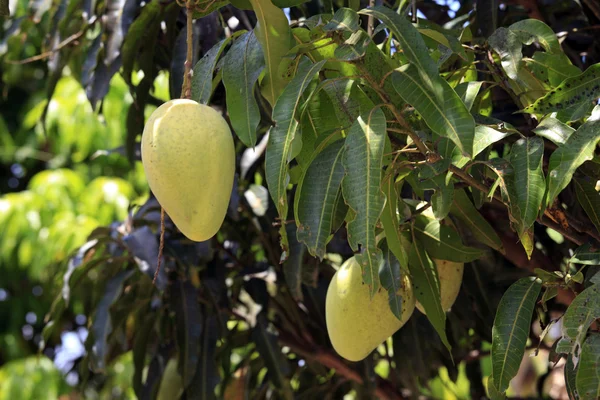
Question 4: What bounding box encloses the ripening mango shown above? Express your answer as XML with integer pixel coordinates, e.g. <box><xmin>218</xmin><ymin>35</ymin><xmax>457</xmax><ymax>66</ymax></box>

<box><xmin>416</xmin><ymin>258</ymin><xmax>464</xmax><ymax>314</ymax></box>
<box><xmin>141</xmin><ymin>99</ymin><xmax>235</xmax><ymax>242</ymax></box>
<box><xmin>325</xmin><ymin>256</ymin><xmax>416</xmax><ymax>362</ymax></box>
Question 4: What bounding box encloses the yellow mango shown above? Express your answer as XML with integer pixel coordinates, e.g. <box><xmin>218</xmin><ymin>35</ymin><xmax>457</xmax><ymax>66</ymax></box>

<box><xmin>156</xmin><ymin>358</ymin><xmax>183</xmax><ymax>400</ymax></box>
<box><xmin>325</xmin><ymin>256</ymin><xmax>415</xmax><ymax>362</ymax></box>
<box><xmin>141</xmin><ymin>99</ymin><xmax>235</xmax><ymax>242</ymax></box>
<box><xmin>416</xmin><ymin>258</ymin><xmax>464</xmax><ymax>314</ymax></box>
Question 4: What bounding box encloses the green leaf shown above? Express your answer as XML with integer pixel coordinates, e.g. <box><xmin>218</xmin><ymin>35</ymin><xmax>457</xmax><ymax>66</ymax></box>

<box><xmin>576</xmin><ymin>334</ymin><xmax>600</xmax><ymax>400</ymax></box>
<box><xmin>252</xmin><ymin>313</ymin><xmax>293</xmax><ymax>399</ymax></box>
<box><xmin>171</xmin><ymin>280</ymin><xmax>203</xmax><ymax>389</ymax></box>
<box><xmin>574</xmin><ymin>178</ymin><xmax>600</xmax><ymax>234</ymax></box>
<box><xmin>525</xmin><ymin>52</ymin><xmax>581</xmax><ymax>87</ymax></box>
<box><xmin>418</xmin><ymin>27</ymin><xmax>468</xmax><ymax>61</ymax></box>
<box><xmin>547</xmin><ymin>109</ymin><xmax>600</xmax><ymax>206</ymax></box>
<box><xmin>408</xmin><ymin>238</ymin><xmax>452</xmax><ymax>352</ymax></box>
<box><xmin>380</xmin><ymin>240</ymin><xmax>404</xmax><ymax>321</ymax></box>
<box><xmin>533</xmin><ymin>116</ymin><xmax>575</xmax><ymax>145</ymax></box>
<box><xmin>523</xmin><ymin>64</ymin><xmax>600</xmax><ymax>115</ymax></box>
<box><xmin>570</xmin><ymin>243</ymin><xmax>600</xmax><ymax>266</ymax></box>
<box><xmin>488</xmin><ymin>27</ymin><xmax>532</xmax><ymax>80</ymax></box>
<box><xmin>185</xmin><ymin>314</ymin><xmax>220</xmax><ymax>400</ymax></box>
<box><xmin>191</xmin><ymin>0</ymin><xmax>228</xmax><ymax>18</ymax></box>
<box><xmin>455</xmin><ymin>81</ymin><xmax>483</xmax><ymax>111</ymax></box>
<box><xmin>323</xmin><ymin>7</ymin><xmax>359</xmax><ymax>32</ymax></box>
<box><xmin>284</xmin><ymin>222</ymin><xmax>306</xmax><ymax>301</ymax></box>
<box><xmin>360</xmin><ymin>6</ymin><xmax>438</xmax><ymax>79</ymax></box>
<box><xmin>509</xmin><ymin>137</ymin><xmax>545</xmax><ymax>236</ymax></box>
<box><xmin>295</xmin><ymin>140</ymin><xmax>345</xmax><ymax>259</ymax></box>
<box><xmin>414</xmin><ymin>217</ymin><xmax>485</xmax><ymax>262</ymax></box>
<box><xmin>192</xmin><ymin>37</ymin><xmax>234</xmax><ymax>104</ymax></box>
<box><xmin>392</xmin><ymin>64</ymin><xmax>475</xmax><ymax>156</ymax></box>
<box><xmin>341</xmin><ymin>107</ymin><xmax>387</xmax><ymax>297</ymax></box>
<box><xmin>556</xmin><ymin>284</ymin><xmax>600</xmax><ymax>362</ymax></box>
<box><xmin>491</xmin><ymin>277</ymin><xmax>542</xmax><ymax>393</ymax></box>
<box><xmin>566</xmin><ymin>354</ymin><xmax>581</xmax><ymax>400</ymax></box>
<box><xmin>509</xmin><ymin>19</ymin><xmax>562</xmax><ymax>54</ymax></box>
<box><xmin>90</xmin><ymin>269</ymin><xmax>135</xmax><ymax>372</ymax></box>
<box><xmin>450</xmin><ymin>188</ymin><xmax>503</xmax><ymax>251</ymax></box>
<box><xmin>487</xmin><ymin>377</ymin><xmax>507</xmax><ymax>400</ymax></box>
<box><xmin>334</xmin><ymin>30</ymin><xmax>371</xmax><ymax>61</ymax></box>
<box><xmin>381</xmin><ymin>170</ymin><xmax>411</xmax><ymax>270</ymax></box>
<box><xmin>265</xmin><ymin>57</ymin><xmax>326</xmax><ymax>260</ymax></box>
<box><xmin>222</xmin><ymin>31</ymin><xmax>264</xmax><ymax>147</ymax></box>
<box><xmin>249</xmin><ymin>0</ymin><xmax>292</xmax><ymax>106</ymax></box>
<box><xmin>431</xmin><ymin>177</ymin><xmax>454</xmax><ymax>220</ymax></box>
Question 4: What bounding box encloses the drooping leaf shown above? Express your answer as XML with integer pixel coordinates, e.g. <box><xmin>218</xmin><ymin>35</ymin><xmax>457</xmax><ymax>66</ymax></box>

<box><xmin>381</xmin><ymin>170</ymin><xmax>411</xmax><ymax>270</ymax></box>
<box><xmin>380</xmin><ymin>240</ymin><xmax>404</xmax><ymax>321</ymax></box>
<box><xmin>171</xmin><ymin>280</ymin><xmax>203</xmax><ymax>389</ymax></box>
<box><xmin>360</xmin><ymin>6</ymin><xmax>438</xmax><ymax>79</ymax></box>
<box><xmin>454</xmin><ymin>81</ymin><xmax>483</xmax><ymax>111</ymax></box>
<box><xmin>509</xmin><ymin>19</ymin><xmax>562</xmax><ymax>54</ymax></box>
<box><xmin>566</xmin><ymin>354</ymin><xmax>581</xmax><ymax>400</ymax></box>
<box><xmin>413</xmin><ymin>216</ymin><xmax>485</xmax><ymax>262</ymax></box>
<box><xmin>491</xmin><ymin>277</ymin><xmax>542</xmax><ymax>393</ymax></box>
<box><xmin>341</xmin><ymin>107</ymin><xmax>387</xmax><ymax>297</ymax></box>
<box><xmin>323</xmin><ymin>7</ymin><xmax>359</xmax><ymax>32</ymax></box>
<box><xmin>264</xmin><ymin>57</ymin><xmax>326</xmax><ymax>260</ymax></box>
<box><xmin>191</xmin><ymin>37</ymin><xmax>234</xmax><ymax>104</ymax></box>
<box><xmin>556</xmin><ymin>284</ymin><xmax>600</xmax><ymax>364</ymax></box>
<box><xmin>488</xmin><ymin>27</ymin><xmax>533</xmax><ymax>80</ymax></box>
<box><xmin>133</xmin><ymin>312</ymin><xmax>156</xmax><ymax>398</ymax></box>
<box><xmin>570</xmin><ymin>243</ymin><xmax>600</xmax><ymax>266</ymax></box>
<box><xmin>408</xmin><ymin>238</ymin><xmax>452</xmax><ymax>352</ymax></box>
<box><xmin>249</xmin><ymin>0</ymin><xmax>292</xmax><ymax>106</ymax></box>
<box><xmin>547</xmin><ymin>109</ymin><xmax>600</xmax><ymax>206</ymax></box>
<box><xmin>295</xmin><ymin>140</ymin><xmax>345</xmax><ymax>259</ymax></box>
<box><xmin>90</xmin><ymin>269</ymin><xmax>135</xmax><ymax>372</ymax></box>
<box><xmin>430</xmin><ymin>176</ymin><xmax>454</xmax><ymax>220</ymax></box>
<box><xmin>185</xmin><ymin>314</ymin><xmax>220</xmax><ymax>400</ymax></box>
<box><xmin>283</xmin><ymin>223</ymin><xmax>306</xmax><ymax>301</ymax></box>
<box><xmin>223</xmin><ymin>31</ymin><xmax>264</xmax><ymax>147</ymax></box>
<box><xmin>576</xmin><ymin>333</ymin><xmax>600</xmax><ymax>400</ymax></box>
<box><xmin>523</xmin><ymin>64</ymin><xmax>600</xmax><ymax>115</ymax></box>
<box><xmin>450</xmin><ymin>189</ymin><xmax>503</xmax><ymax>252</ymax></box>
<box><xmin>533</xmin><ymin>116</ymin><xmax>575</xmax><ymax>145</ymax></box>
<box><xmin>574</xmin><ymin>178</ymin><xmax>600</xmax><ymax>234</ymax></box>
<box><xmin>392</xmin><ymin>64</ymin><xmax>475</xmax><ymax>156</ymax></box>
<box><xmin>509</xmin><ymin>137</ymin><xmax>545</xmax><ymax>237</ymax></box>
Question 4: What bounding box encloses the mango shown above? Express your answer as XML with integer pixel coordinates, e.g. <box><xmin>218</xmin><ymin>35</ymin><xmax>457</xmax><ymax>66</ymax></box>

<box><xmin>141</xmin><ymin>99</ymin><xmax>235</xmax><ymax>242</ymax></box>
<box><xmin>416</xmin><ymin>258</ymin><xmax>464</xmax><ymax>314</ymax></box>
<box><xmin>156</xmin><ymin>358</ymin><xmax>183</xmax><ymax>400</ymax></box>
<box><xmin>325</xmin><ymin>256</ymin><xmax>416</xmax><ymax>362</ymax></box>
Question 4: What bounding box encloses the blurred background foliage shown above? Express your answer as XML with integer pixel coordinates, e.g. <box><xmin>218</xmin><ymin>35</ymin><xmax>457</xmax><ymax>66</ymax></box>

<box><xmin>0</xmin><ymin>0</ymin><xmax>599</xmax><ymax>399</ymax></box>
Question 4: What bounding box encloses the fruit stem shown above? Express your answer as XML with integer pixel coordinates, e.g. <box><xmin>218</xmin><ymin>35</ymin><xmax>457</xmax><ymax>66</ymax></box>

<box><xmin>181</xmin><ymin>1</ymin><xmax>194</xmax><ymax>100</ymax></box>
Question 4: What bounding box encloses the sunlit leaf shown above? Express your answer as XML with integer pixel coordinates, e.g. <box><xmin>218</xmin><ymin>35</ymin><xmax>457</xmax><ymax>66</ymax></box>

<box><xmin>533</xmin><ymin>116</ymin><xmax>575</xmax><ymax>145</ymax></box>
<box><xmin>570</xmin><ymin>243</ymin><xmax>600</xmax><ymax>266</ymax></box>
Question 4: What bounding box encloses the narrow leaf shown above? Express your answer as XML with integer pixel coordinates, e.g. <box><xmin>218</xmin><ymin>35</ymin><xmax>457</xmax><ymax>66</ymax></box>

<box><xmin>265</xmin><ymin>57</ymin><xmax>326</xmax><ymax>260</ymax></box>
<box><xmin>547</xmin><ymin>109</ymin><xmax>600</xmax><ymax>206</ymax></box>
<box><xmin>283</xmin><ymin>222</ymin><xmax>306</xmax><ymax>301</ymax></box>
<box><xmin>450</xmin><ymin>189</ymin><xmax>503</xmax><ymax>251</ymax></box>
<box><xmin>491</xmin><ymin>277</ymin><xmax>542</xmax><ymax>393</ymax></box>
<box><xmin>408</xmin><ymin>239</ymin><xmax>452</xmax><ymax>352</ymax></box>
<box><xmin>570</xmin><ymin>243</ymin><xmax>600</xmax><ymax>266</ymax></box>
<box><xmin>249</xmin><ymin>0</ymin><xmax>292</xmax><ymax>106</ymax></box>
<box><xmin>295</xmin><ymin>140</ymin><xmax>345</xmax><ymax>259</ymax></box>
<box><xmin>414</xmin><ymin>217</ymin><xmax>485</xmax><ymax>262</ymax></box>
<box><xmin>576</xmin><ymin>333</ymin><xmax>600</xmax><ymax>400</ymax></box>
<box><xmin>223</xmin><ymin>31</ymin><xmax>264</xmax><ymax>147</ymax></box>
<box><xmin>323</xmin><ymin>7</ymin><xmax>359</xmax><ymax>32</ymax></box>
<box><xmin>455</xmin><ymin>81</ymin><xmax>483</xmax><ymax>111</ymax></box>
<box><xmin>533</xmin><ymin>116</ymin><xmax>575</xmax><ymax>145</ymax></box>
<box><xmin>574</xmin><ymin>178</ymin><xmax>600</xmax><ymax>234</ymax></box>
<box><xmin>380</xmin><ymin>241</ymin><xmax>404</xmax><ymax>321</ymax></box>
<box><xmin>381</xmin><ymin>170</ymin><xmax>411</xmax><ymax>270</ymax></box>
<box><xmin>192</xmin><ymin>37</ymin><xmax>234</xmax><ymax>104</ymax></box>
<box><xmin>185</xmin><ymin>314</ymin><xmax>220</xmax><ymax>400</ymax></box>
<box><xmin>556</xmin><ymin>284</ymin><xmax>600</xmax><ymax>365</ymax></box>
<box><xmin>392</xmin><ymin>64</ymin><xmax>475</xmax><ymax>156</ymax></box>
<box><xmin>566</xmin><ymin>354</ymin><xmax>581</xmax><ymax>400</ymax></box>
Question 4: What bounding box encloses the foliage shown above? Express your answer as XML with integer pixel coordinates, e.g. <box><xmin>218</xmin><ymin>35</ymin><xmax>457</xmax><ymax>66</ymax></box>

<box><xmin>1</xmin><ymin>0</ymin><xmax>600</xmax><ymax>399</ymax></box>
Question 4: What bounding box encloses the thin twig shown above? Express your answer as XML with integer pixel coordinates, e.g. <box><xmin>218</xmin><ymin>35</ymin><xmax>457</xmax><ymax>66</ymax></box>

<box><xmin>180</xmin><ymin>2</ymin><xmax>194</xmax><ymax>99</ymax></box>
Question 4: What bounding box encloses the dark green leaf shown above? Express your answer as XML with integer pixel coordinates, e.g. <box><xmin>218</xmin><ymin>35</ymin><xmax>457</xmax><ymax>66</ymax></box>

<box><xmin>556</xmin><ymin>284</ymin><xmax>600</xmax><ymax>361</ymax></box>
<box><xmin>570</xmin><ymin>243</ymin><xmax>600</xmax><ymax>266</ymax></box>
<box><xmin>491</xmin><ymin>277</ymin><xmax>542</xmax><ymax>393</ymax></box>
<box><xmin>265</xmin><ymin>57</ymin><xmax>326</xmax><ymax>260</ymax></box>
<box><xmin>381</xmin><ymin>171</ymin><xmax>411</xmax><ymax>270</ymax></box>
<box><xmin>431</xmin><ymin>177</ymin><xmax>454</xmax><ymax>220</ymax></box>
<box><xmin>185</xmin><ymin>314</ymin><xmax>221</xmax><ymax>400</ymax></box>
<box><xmin>547</xmin><ymin>109</ymin><xmax>600</xmax><ymax>206</ymax></box>
<box><xmin>526</xmin><ymin>52</ymin><xmax>581</xmax><ymax>87</ymax></box>
<box><xmin>295</xmin><ymin>140</ymin><xmax>345</xmax><ymax>259</ymax></box>
<box><xmin>576</xmin><ymin>333</ymin><xmax>600</xmax><ymax>400</ymax></box>
<box><xmin>341</xmin><ymin>107</ymin><xmax>387</xmax><ymax>297</ymax></box>
<box><xmin>90</xmin><ymin>269</ymin><xmax>135</xmax><ymax>372</ymax></box>
<box><xmin>487</xmin><ymin>377</ymin><xmax>507</xmax><ymax>400</ymax></box>
<box><xmin>283</xmin><ymin>223</ymin><xmax>306</xmax><ymax>301</ymax></box>
<box><xmin>133</xmin><ymin>312</ymin><xmax>156</xmax><ymax>398</ymax></box>
<box><xmin>223</xmin><ymin>31</ymin><xmax>264</xmax><ymax>147</ymax></box>
<box><xmin>450</xmin><ymin>189</ymin><xmax>503</xmax><ymax>251</ymax></box>
<box><xmin>414</xmin><ymin>217</ymin><xmax>485</xmax><ymax>262</ymax></box>
<box><xmin>408</xmin><ymin>239</ymin><xmax>452</xmax><ymax>352</ymax></box>
<box><xmin>566</xmin><ymin>354</ymin><xmax>581</xmax><ymax>400</ymax></box>
<box><xmin>191</xmin><ymin>37</ymin><xmax>234</xmax><ymax>104</ymax></box>
<box><xmin>380</xmin><ymin>240</ymin><xmax>404</xmax><ymax>320</ymax></box>
<box><xmin>574</xmin><ymin>178</ymin><xmax>600</xmax><ymax>234</ymax></box>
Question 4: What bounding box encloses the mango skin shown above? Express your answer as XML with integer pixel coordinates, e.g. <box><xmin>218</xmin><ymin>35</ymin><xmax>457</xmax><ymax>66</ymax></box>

<box><xmin>325</xmin><ymin>256</ymin><xmax>416</xmax><ymax>362</ymax></box>
<box><xmin>141</xmin><ymin>99</ymin><xmax>235</xmax><ymax>242</ymax></box>
<box><xmin>416</xmin><ymin>258</ymin><xmax>464</xmax><ymax>314</ymax></box>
